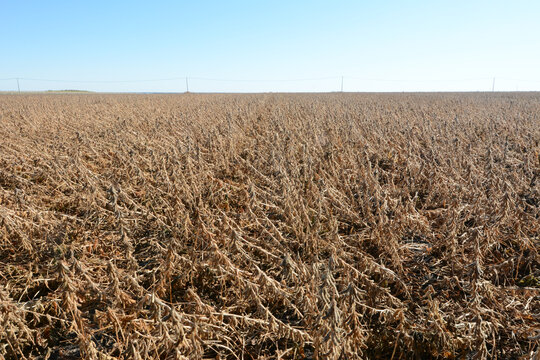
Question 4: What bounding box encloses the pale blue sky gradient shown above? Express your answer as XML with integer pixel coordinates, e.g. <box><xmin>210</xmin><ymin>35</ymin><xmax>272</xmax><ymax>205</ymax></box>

<box><xmin>1</xmin><ymin>1</ymin><xmax>539</xmax><ymax>92</ymax></box>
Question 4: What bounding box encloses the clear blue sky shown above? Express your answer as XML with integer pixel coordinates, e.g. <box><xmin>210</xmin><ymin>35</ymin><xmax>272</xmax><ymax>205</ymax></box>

<box><xmin>1</xmin><ymin>0</ymin><xmax>539</xmax><ymax>92</ymax></box>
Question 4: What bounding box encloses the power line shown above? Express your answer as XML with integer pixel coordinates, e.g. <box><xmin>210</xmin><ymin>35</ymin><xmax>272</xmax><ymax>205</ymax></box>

<box><xmin>6</xmin><ymin>76</ymin><xmax>339</xmax><ymax>84</ymax></box>
<box><xmin>2</xmin><ymin>75</ymin><xmax>540</xmax><ymax>93</ymax></box>
<box><xmin>17</xmin><ymin>77</ymin><xmax>187</xmax><ymax>83</ymax></box>
<box><xmin>189</xmin><ymin>76</ymin><xmax>340</xmax><ymax>83</ymax></box>
<box><xmin>497</xmin><ymin>77</ymin><xmax>540</xmax><ymax>83</ymax></box>
<box><xmin>346</xmin><ymin>77</ymin><xmax>493</xmax><ymax>82</ymax></box>
<box><xmin>3</xmin><ymin>75</ymin><xmax>540</xmax><ymax>84</ymax></box>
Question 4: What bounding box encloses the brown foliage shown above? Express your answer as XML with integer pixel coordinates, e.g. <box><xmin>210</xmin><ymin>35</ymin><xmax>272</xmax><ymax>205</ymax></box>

<box><xmin>0</xmin><ymin>93</ymin><xmax>538</xmax><ymax>359</ymax></box>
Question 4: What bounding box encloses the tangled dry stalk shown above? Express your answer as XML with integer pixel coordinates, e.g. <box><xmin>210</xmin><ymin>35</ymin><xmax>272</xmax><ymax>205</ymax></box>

<box><xmin>0</xmin><ymin>93</ymin><xmax>538</xmax><ymax>359</ymax></box>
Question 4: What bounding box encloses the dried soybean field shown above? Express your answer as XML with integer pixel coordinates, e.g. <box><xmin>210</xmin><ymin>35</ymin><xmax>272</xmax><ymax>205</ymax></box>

<box><xmin>0</xmin><ymin>93</ymin><xmax>539</xmax><ymax>359</ymax></box>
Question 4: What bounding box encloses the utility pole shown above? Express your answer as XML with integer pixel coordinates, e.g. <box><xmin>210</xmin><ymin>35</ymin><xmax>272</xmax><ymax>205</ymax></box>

<box><xmin>341</xmin><ymin>76</ymin><xmax>344</xmax><ymax>92</ymax></box>
<box><xmin>16</xmin><ymin>78</ymin><xmax>20</xmax><ymax>93</ymax></box>
<box><xmin>492</xmin><ymin>77</ymin><xmax>495</xmax><ymax>92</ymax></box>
<box><xmin>185</xmin><ymin>77</ymin><xmax>189</xmax><ymax>93</ymax></box>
